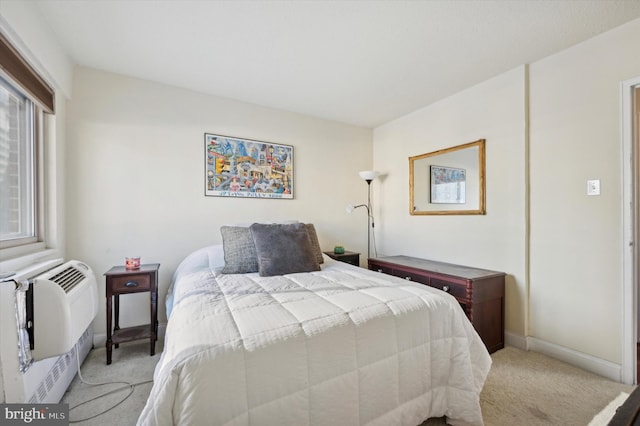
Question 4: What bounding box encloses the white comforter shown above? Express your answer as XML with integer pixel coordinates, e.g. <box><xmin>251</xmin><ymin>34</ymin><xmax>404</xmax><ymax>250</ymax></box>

<box><xmin>138</xmin><ymin>247</ymin><xmax>491</xmax><ymax>426</ymax></box>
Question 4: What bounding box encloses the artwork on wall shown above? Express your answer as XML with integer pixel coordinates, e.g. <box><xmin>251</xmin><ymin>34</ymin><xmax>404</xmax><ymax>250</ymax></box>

<box><xmin>430</xmin><ymin>165</ymin><xmax>466</xmax><ymax>204</ymax></box>
<box><xmin>204</xmin><ymin>133</ymin><xmax>294</xmax><ymax>199</ymax></box>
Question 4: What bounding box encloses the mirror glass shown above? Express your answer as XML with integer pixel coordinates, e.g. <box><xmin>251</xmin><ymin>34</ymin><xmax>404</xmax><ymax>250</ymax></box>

<box><xmin>409</xmin><ymin>139</ymin><xmax>486</xmax><ymax>215</ymax></box>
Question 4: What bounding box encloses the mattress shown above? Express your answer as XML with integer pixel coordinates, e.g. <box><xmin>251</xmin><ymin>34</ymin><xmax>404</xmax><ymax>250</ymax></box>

<box><xmin>138</xmin><ymin>245</ymin><xmax>491</xmax><ymax>426</ymax></box>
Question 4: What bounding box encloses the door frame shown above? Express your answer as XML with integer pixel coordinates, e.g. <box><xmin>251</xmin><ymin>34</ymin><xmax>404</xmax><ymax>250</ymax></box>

<box><xmin>622</xmin><ymin>77</ymin><xmax>640</xmax><ymax>384</ymax></box>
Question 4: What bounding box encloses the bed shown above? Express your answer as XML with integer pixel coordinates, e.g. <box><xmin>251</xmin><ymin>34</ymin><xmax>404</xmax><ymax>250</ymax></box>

<box><xmin>137</xmin><ymin>223</ymin><xmax>492</xmax><ymax>426</ymax></box>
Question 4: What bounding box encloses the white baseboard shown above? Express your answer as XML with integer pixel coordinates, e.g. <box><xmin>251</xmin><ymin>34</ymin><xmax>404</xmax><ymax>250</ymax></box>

<box><xmin>526</xmin><ymin>336</ymin><xmax>622</xmax><ymax>382</ymax></box>
<box><xmin>93</xmin><ymin>323</ymin><xmax>166</xmax><ymax>348</ymax></box>
<box><xmin>505</xmin><ymin>331</ymin><xmax>527</xmax><ymax>351</ymax></box>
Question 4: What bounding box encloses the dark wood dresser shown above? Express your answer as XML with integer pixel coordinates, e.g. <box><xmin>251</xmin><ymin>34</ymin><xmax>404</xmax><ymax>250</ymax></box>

<box><xmin>368</xmin><ymin>256</ymin><xmax>505</xmax><ymax>353</ymax></box>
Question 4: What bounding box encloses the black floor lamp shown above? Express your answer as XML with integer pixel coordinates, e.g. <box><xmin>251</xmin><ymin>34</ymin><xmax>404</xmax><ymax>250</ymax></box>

<box><xmin>346</xmin><ymin>170</ymin><xmax>380</xmax><ymax>259</ymax></box>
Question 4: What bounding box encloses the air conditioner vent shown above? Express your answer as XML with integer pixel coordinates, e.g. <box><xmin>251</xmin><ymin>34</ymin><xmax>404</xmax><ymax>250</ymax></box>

<box><xmin>49</xmin><ymin>266</ymin><xmax>85</xmax><ymax>293</ymax></box>
<box><xmin>30</xmin><ymin>260</ymin><xmax>98</xmax><ymax>362</ymax></box>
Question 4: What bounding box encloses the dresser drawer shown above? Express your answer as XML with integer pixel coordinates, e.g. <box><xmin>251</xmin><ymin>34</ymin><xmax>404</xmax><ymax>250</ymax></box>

<box><xmin>371</xmin><ymin>264</ymin><xmax>394</xmax><ymax>275</ymax></box>
<box><xmin>396</xmin><ymin>270</ymin><xmax>430</xmax><ymax>285</ymax></box>
<box><xmin>110</xmin><ymin>274</ymin><xmax>150</xmax><ymax>293</ymax></box>
<box><xmin>430</xmin><ymin>278</ymin><xmax>467</xmax><ymax>300</ymax></box>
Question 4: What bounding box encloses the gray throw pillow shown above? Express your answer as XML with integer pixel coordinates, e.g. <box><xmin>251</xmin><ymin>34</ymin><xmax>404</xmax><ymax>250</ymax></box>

<box><xmin>305</xmin><ymin>223</ymin><xmax>324</xmax><ymax>264</ymax></box>
<box><xmin>250</xmin><ymin>223</ymin><xmax>320</xmax><ymax>277</ymax></box>
<box><xmin>220</xmin><ymin>226</ymin><xmax>259</xmax><ymax>274</ymax></box>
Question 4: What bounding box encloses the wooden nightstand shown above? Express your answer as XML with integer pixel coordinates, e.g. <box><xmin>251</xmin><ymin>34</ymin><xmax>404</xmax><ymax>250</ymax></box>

<box><xmin>104</xmin><ymin>263</ymin><xmax>160</xmax><ymax>365</ymax></box>
<box><xmin>323</xmin><ymin>250</ymin><xmax>360</xmax><ymax>266</ymax></box>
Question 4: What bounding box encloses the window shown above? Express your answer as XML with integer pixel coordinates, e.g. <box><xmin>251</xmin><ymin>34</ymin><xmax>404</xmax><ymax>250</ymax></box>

<box><xmin>0</xmin><ymin>77</ymin><xmax>39</xmax><ymax>248</ymax></box>
<box><xmin>0</xmin><ymin>33</ymin><xmax>54</xmax><ymax>259</ymax></box>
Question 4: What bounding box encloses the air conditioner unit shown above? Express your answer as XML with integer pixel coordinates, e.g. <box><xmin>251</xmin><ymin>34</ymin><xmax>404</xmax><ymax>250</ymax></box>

<box><xmin>29</xmin><ymin>260</ymin><xmax>99</xmax><ymax>361</ymax></box>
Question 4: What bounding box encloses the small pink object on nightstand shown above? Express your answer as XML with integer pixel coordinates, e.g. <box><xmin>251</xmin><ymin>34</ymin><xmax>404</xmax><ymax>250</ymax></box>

<box><xmin>125</xmin><ymin>257</ymin><xmax>141</xmax><ymax>270</ymax></box>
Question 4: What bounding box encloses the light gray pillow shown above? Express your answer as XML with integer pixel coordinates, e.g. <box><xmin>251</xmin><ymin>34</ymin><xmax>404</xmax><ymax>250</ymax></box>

<box><xmin>220</xmin><ymin>226</ymin><xmax>259</xmax><ymax>274</ymax></box>
<box><xmin>250</xmin><ymin>223</ymin><xmax>320</xmax><ymax>277</ymax></box>
<box><xmin>305</xmin><ymin>223</ymin><xmax>324</xmax><ymax>264</ymax></box>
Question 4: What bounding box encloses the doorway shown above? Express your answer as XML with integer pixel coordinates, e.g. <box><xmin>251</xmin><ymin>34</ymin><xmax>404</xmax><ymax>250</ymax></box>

<box><xmin>636</xmin><ymin>86</ymin><xmax>640</xmax><ymax>384</ymax></box>
<box><xmin>622</xmin><ymin>79</ymin><xmax>640</xmax><ymax>385</ymax></box>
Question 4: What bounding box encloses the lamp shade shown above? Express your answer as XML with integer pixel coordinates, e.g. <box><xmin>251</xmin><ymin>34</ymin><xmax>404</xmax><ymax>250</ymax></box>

<box><xmin>359</xmin><ymin>170</ymin><xmax>380</xmax><ymax>181</ymax></box>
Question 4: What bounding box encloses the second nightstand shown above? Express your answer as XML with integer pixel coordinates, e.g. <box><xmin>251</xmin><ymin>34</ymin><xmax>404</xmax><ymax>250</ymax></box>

<box><xmin>104</xmin><ymin>263</ymin><xmax>160</xmax><ymax>365</ymax></box>
<box><xmin>323</xmin><ymin>250</ymin><xmax>360</xmax><ymax>266</ymax></box>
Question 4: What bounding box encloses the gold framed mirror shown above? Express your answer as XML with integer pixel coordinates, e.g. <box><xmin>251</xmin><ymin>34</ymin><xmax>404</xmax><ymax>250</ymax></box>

<box><xmin>409</xmin><ymin>139</ymin><xmax>486</xmax><ymax>215</ymax></box>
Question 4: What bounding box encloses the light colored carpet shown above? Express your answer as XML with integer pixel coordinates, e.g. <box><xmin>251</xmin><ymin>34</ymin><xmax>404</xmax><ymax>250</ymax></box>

<box><xmin>478</xmin><ymin>347</ymin><xmax>633</xmax><ymax>426</ymax></box>
<box><xmin>62</xmin><ymin>341</ymin><xmax>161</xmax><ymax>425</ymax></box>
<box><xmin>588</xmin><ymin>392</ymin><xmax>630</xmax><ymax>426</ymax></box>
<box><xmin>63</xmin><ymin>343</ymin><xmax>634</xmax><ymax>425</ymax></box>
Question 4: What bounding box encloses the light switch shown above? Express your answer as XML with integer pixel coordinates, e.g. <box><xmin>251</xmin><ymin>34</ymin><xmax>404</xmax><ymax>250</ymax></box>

<box><xmin>587</xmin><ymin>179</ymin><xmax>600</xmax><ymax>196</ymax></box>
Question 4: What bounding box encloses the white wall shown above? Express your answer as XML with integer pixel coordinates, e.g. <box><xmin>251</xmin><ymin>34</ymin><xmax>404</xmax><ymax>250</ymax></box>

<box><xmin>528</xmin><ymin>18</ymin><xmax>640</xmax><ymax>364</ymax></box>
<box><xmin>373</xmin><ymin>66</ymin><xmax>527</xmax><ymax>338</ymax></box>
<box><xmin>65</xmin><ymin>67</ymin><xmax>372</xmax><ymax>337</ymax></box>
<box><xmin>374</xmin><ymin>17</ymin><xmax>640</xmax><ymax>373</ymax></box>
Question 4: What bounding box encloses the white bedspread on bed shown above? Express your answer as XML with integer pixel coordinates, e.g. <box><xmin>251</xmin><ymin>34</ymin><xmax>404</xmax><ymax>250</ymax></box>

<box><xmin>138</xmin><ymin>248</ymin><xmax>491</xmax><ymax>426</ymax></box>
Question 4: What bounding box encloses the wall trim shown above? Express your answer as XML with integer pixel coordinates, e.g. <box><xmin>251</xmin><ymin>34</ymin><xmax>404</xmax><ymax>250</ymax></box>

<box><xmin>527</xmin><ymin>336</ymin><xmax>621</xmax><ymax>382</ymax></box>
<box><xmin>505</xmin><ymin>331</ymin><xmax>527</xmax><ymax>351</ymax></box>
<box><xmin>505</xmin><ymin>332</ymin><xmax>621</xmax><ymax>382</ymax></box>
<box><xmin>621</xmin><ymin>76</ymin><xmax>640</xmax><ymax>385</ymax></box>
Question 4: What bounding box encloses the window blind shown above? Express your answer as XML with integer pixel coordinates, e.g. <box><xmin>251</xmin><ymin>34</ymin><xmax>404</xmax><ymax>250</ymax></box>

<box><xmin>0</xmin><ymin>32</ymin><xmax>55</xmax><ymax>114</ymax></box>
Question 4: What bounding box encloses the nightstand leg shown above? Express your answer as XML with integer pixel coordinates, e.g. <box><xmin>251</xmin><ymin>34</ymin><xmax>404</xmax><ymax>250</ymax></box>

<box><xmin>114</xmin><ymin>294</ymin><xmax>120</xmax><ymax>349</ymax></box>
<box><xmin>150</xmin><ymin>281</ymin><xmax>157</xmax><ymax>356</ymax></box>
<box><xmin>106</xmin><ymin>294</ymin><xmax>113</xmax><ymax>365</ymax></box>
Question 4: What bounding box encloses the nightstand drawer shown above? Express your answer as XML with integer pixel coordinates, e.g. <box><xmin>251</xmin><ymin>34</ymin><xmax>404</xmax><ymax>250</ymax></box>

<box><xmin>430</xmin><ymin>278</ymin><xmax>467</xmax><ymax>300</ymax></box>
<box><xmin>110</xmin><ymin>274</ymin><xmax>150</xmax><ymax>293</ymax></box>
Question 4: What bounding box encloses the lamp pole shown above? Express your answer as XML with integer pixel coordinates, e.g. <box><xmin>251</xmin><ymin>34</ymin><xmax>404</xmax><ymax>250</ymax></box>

<box><xmin>355</xmin><ymin>170</ymin><xmax>379</xmax><ymax>260</ymax></box>
<box><xmin>365</xmin><ymin>178</ymin><xmax>372</xmax><ymax>259</ymax></box>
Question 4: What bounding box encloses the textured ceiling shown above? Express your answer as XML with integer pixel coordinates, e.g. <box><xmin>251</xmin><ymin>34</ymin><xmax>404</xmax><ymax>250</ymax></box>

<box><xmin>33</xmin><ymin>0</ymin><xmax>640</xmax><ymax>128</ymax></box>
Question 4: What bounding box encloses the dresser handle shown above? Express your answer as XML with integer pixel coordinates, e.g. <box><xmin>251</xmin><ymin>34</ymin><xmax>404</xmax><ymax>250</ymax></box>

<box><xmin>405</xmin><ymin>276</ymin><xmax>411</xmax><ymax>281</ymax></box>
<box><xmin>442</xmin><ymin>285</ymin><xmax>450</xmax><ymax>292</ymax></box>
<box><xmin>124</xmin><ymin>281</ymin><xmax>139</xmax><ymax>288</ymax></box>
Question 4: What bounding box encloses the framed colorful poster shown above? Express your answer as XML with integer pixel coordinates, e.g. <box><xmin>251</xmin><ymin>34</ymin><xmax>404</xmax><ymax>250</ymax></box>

<box><xmin>430</xmin><ymin>165</ymin><xmax>466</xmax><ymax>204</ymax></box>
<box><xmin>204</xmin><ymin>133</ymin><xmax>294</xmax><ymax>199</ymax></box>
